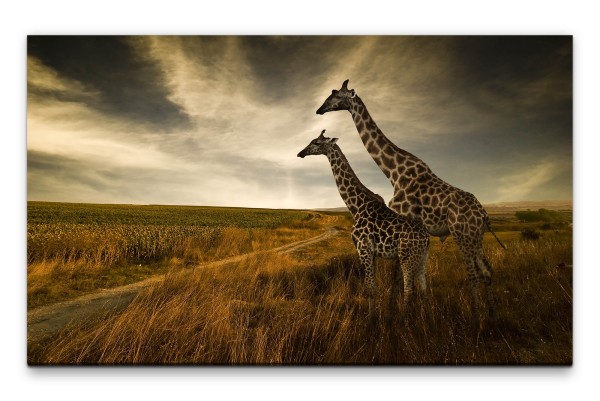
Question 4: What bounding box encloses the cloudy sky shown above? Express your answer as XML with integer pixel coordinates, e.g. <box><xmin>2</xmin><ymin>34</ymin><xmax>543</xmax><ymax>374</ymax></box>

<box><xmin>27</xmin><ymin>36</ymin><xmax>572</xmax><ymax>209</ymax></box>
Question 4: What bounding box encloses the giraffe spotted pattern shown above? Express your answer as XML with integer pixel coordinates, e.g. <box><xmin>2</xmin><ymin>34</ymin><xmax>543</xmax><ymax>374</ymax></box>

<box><xmin>298</xmin><ymin>130</ymin><xmax>430</xmax><ymax>325</ymax></box>
<box><xmin>317</xmin><ymin>80</ymin><xmax>505</xmax><ymax>328</ymax></box>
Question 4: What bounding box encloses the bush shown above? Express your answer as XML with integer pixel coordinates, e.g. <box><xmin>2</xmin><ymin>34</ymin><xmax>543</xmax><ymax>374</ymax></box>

<box><xmin>521</xmin><ymin>228</ymin><xmax>541</xmax><ymax>240</ymax></box>
<box><xmin>515</xmin><ymin>208</ymin><xmax>567</xmax><ymax>223</ymax></box>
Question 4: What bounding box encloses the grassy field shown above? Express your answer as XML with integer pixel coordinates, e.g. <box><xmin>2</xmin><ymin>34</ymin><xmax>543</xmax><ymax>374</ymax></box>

<box><xmin>27</xmin><ymin>202</ymin><xmax>332</xmax><ymax>309</ymax></box>
<box><xmin>27</xmin><ymin>202</ymin><xmax>572</xmax><ymax>365</ymax></box>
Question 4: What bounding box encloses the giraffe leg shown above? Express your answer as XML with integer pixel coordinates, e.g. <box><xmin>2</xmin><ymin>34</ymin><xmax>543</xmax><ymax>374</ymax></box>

<box><xmin>398</xmin><ymin>256</ymin><xmax>415</xmax><ymax>324</ymax></box>
<box><xmin>467</xmin><ymin>268</ymin><xmax>481</xmax><ymax>330</ymax></box>
<box><xmin>453</xmin><ymin>235</ymin><xmax>482</xmax><ymax>330</ymax></box>
<box><xmin>357</xmin><ymin>244</ymin><xmax>376</xmax><ymax>326</ymax></box>
<box><xmin>415</xmin><ymin>247</ymin><xmax>429</xmax><ymax>296</ymax></box>
<box><xmin>386</xmin><ymin>259</ymin><xmax>402</xmax><ymax>326</ymax></box>
<box><xmin>415</xmin><ymin>247</ymin><xmax>434</xmax><ymax>328</ymax></box>
<box><xmin>478</xmin><ymin>254</ymin><xmax>496</xmax><ymax>323</ymax></box>
<box><xmin>468</xmin><ymin>226</ymin><xmax>496</xmax><ymax>325</ymax></box>
<box><xmin>448</xmin><ymin>200</ymin><xmax>485</xmax><ymax>330</ymax></box>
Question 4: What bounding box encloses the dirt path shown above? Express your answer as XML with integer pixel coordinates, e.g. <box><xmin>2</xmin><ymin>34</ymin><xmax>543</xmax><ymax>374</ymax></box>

<box><xmin>27</xmin><ymin>227</ymin><xmax>339</xmax><ymax>342</ymax></box>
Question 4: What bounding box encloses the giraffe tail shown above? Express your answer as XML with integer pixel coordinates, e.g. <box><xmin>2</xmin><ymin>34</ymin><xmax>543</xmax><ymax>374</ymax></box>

<box><xmin>486</xmin><ymin>219</ymin><xmax>507</xmax><ymax>250</ymax></box>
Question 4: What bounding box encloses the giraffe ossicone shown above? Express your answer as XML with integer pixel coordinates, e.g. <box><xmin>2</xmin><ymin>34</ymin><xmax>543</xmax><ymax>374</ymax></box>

<box><xmin>316</xmin><ymin>79</ymin><xmax>505</xmax><ymax>328</ymax></box>
<box><xmin>298</xmin><ymin>130</ymin><xmax>430</xmax><ymax>325</ymax></box>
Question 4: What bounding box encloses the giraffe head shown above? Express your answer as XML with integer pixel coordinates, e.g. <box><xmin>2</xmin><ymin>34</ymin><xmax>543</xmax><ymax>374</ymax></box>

<box><xmin>297</xmin><ymin>130</ymin><xmax>339</xmax><ymax>158</ymax></box>
<box><xmin>316</xmin><ymin>79</ymin><xmax>356</xmax><ymax>115</ymax></box>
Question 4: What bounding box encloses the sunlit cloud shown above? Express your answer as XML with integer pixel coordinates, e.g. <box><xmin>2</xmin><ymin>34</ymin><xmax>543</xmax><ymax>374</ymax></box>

<box><xmin>27</xmin><ymin>56</ymin><xmax>95</xmax><ymax>96</ymax></box>
<box><xmin>493</xmin><ymin>159</ymin><xmax>571</xmax><ymax>202</ymax></box>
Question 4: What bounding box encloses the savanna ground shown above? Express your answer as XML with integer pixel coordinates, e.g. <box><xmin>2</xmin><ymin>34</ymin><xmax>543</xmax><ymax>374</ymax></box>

<box><xmin>27</xmin><ymin>202</ymin><xmax>572</xmax><ymax>365</ymax></box>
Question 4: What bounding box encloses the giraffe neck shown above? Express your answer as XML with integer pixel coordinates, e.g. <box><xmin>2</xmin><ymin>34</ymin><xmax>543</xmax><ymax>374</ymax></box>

<box><xmin>349</xmin><ymin>95</ymin><xmax>417</xmax><ymax>181</ymax></box>
<box><xmin>325</xmin><ymin>144</ymin><xmax>382</xmax><ymax>218</ymax></box>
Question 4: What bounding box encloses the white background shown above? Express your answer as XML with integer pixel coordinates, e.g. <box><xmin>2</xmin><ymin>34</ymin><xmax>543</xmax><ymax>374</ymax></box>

<box><xmin>2</xmin><ymin>1</ymin><xmax>597</xmax><ymax>400</ymax></box>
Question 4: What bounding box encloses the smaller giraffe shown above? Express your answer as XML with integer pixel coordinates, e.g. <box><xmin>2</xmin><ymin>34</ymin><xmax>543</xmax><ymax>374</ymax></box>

<box><xmin>298</xmin><ymin>130</ymin><xmax>430</xmax><ymax>324</ymax></box>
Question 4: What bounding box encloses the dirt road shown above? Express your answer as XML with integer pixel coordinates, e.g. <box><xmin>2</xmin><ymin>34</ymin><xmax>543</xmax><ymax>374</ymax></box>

<box><xmin>27</xmin><ymin>227</ymin><xmax>339</xmax><ymax>342</ymax></box>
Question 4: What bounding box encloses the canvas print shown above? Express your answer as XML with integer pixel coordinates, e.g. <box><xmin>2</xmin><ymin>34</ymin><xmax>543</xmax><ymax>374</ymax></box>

<box><xmin>27</xmin><ymin>36</ymin><xmax>572</xmax><ymax>365</ymax></box>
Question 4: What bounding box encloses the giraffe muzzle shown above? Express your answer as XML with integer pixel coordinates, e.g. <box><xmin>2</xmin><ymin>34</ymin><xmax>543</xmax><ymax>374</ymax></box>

<box><xmin>316</xmin><ymin>103</ymin><xmax>328</xmax><ymax>115</ymax></box>
<box><xmin>297</xmin><ymin>150</ymin><xmax>307</xmax><ymax>158</ymax></box>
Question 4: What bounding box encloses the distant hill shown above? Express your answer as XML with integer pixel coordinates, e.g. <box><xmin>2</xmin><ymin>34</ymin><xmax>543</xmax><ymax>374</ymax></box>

<box><xmin>313</xmin><ymin>206</ymin><xmax>349</xmax><ymax>213</ymax></box>
<box><xmin>484</xmin><ymin>200</ymin><xmax>572</xmax><ymax>212</ymax></box>
<box><xmin>314</xmin><ymin>200</ymin><xmax>573</xmax><ymax>214</ymax></box>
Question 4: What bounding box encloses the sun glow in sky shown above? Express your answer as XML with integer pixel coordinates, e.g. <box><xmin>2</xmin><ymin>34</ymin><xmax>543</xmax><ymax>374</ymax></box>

<box><xmin>27</xmin><ymin>36</ymin><xmax>572</xmax><ymax>209</ymax></box>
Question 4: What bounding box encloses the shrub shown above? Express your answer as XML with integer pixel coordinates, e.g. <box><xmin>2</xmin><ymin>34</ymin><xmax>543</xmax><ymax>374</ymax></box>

<box><xmin>521</xmin><ymin>228</ymin><xmax>541</xmax><ymax>240</ymax></box>
<box><xmin>515</xmin><ymin>208</ymin><xmax>568</xmax><ymax>223</ymax></box>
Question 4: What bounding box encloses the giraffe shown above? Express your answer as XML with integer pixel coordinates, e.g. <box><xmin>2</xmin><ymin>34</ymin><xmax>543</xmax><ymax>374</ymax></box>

<box><xmin>316</xmin><ymin>80</ymin><xmax>506</xmax><ymax>328</ymax></box>
<box><xmin>298</xmin><ymin>130</ymin><xmax>430</xmax><ymax>325</ymax></box>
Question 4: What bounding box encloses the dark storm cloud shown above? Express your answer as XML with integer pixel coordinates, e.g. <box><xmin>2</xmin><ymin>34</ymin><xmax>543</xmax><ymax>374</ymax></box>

<box><xmin>239</xmin><ymin>36</ymin><xmax>341</xmax><ymax>101</ymax></box>
<box><xmin>364</xmin><ymin>37</ymin><xmax>571</xmax><ymax>138</ymax></box>
<box><xmin>441</xmin><ymin>36</ymin><xmax>572</xmax><ymax>135</ymax></box>
<box><xmin>27</xmin><ymin>36</ymin><xmax>191</xmax><ymax>132</ymax></box>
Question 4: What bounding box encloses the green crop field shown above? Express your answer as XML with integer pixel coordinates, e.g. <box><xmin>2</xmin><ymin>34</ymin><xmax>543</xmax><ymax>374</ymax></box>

<box><xmin>28</xmin><ymin>201</ymin><xmax>310</xmax><ymax>227</ymax></box>
<box><xmin>27</xmin><ymin>202</ymin><xmax>314</xmax><ymax>264</ymax></box>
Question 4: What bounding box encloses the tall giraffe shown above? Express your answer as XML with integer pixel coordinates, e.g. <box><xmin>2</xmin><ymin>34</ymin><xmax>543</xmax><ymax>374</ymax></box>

<box><xmin>316</xmin><ymin>80</ymin><xmax>505</xmax><ymax>327</ymax></box>
<box><xmin>298</xmin><ymin>130</ymin><xmax>430</xmax><ymax>325</ymax></box>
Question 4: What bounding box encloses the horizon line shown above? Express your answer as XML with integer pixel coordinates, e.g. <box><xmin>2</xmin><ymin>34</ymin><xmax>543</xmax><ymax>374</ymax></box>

<box><xmin>27</xmin><ymin>198</ymin><xmax>574</xmax><ymax>210</ymax></box>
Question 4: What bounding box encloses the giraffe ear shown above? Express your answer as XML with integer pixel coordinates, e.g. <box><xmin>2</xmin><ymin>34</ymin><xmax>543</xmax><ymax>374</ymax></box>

<box><xmin>329</xmin><ymin>137</ymin><xmax>339</xmax><ymax>144</ymax></box>
<box><xmin>350</xmin><ymin>89</ymin><xmax>356</xmax><ymax>98</ymax></box>
<box><xmin>341</xmin><ymin>79</ymin><xmax>349</xmax><ymax>90</ymax></box>
<box><xmin>318</xmin><ymin>129</ymin><xmax>326</xmax><ymax>139</ymax></box>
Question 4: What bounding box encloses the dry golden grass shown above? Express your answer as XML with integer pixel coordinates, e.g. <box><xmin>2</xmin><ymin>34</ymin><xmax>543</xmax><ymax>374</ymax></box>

<box><xmin>28</xmin><ymin>222</ymin><xmax>323</xmax><ymax>309</ymax></box>
<box><xmin>28</xmin><ymin>229</ymin><xmax>572</xmax><ymax>365</ymax></box>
